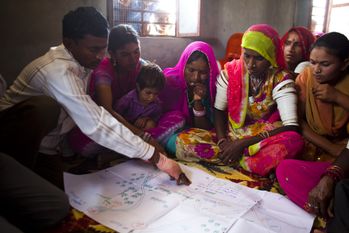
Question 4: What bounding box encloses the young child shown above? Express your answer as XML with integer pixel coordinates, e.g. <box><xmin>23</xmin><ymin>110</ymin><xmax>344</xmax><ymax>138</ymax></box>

<box><xmin>115</xmin><ymin>63</ymin><xmax>165</xmax><ymax>130</ymax></box>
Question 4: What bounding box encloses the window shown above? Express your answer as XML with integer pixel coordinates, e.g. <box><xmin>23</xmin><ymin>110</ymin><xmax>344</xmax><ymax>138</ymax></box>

<box><xmin>107</xmin><ymin>0</ymin><xmax>201</xmax><ymax>37</ymax></box>
<box><xmin>310</xmin><ymin>0</ymin><xmax>349</xmax><ymax>37</ymax></box>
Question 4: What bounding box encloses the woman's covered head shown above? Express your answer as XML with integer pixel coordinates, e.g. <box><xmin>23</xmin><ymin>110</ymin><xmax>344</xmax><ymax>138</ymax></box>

<box><xmin>163</xmin><ymin>41</ymin><xmax>219</xmax><ymax>105</ymax></box>
<box><xmin>243</xmin><ymin>24</ymin><xmax>284</xmax><ymax>68</ymax></box>
<box><xmin>282</xmin><ymin>27</ymin><xmax>315</xmax><ymax>70</ymax></box>
<box><xmin>109</xmin><ymin>24</ymin><xmax>141</xmax><ymax>72</ymax></box>
<box><xmin>310</xmin><ymin>32</ymin><xmax>349</xmax><ymax>84</ymax></box>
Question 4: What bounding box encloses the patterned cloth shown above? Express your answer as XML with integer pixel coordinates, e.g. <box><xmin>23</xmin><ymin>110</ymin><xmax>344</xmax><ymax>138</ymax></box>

<box><xmin>176</xmin><ymin>25</ymin><xmax>303</xmax><ymax>176</ymax></box>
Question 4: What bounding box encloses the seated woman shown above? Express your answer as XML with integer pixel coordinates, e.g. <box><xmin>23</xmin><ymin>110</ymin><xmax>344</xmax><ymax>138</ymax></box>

<box><xmin>296</xmin><ymin>32</ymin><xmax>349</xmax><ymax>162</ymax></box>
<box><xmin>155</xmin><ymin>41</ymin><xmax>219</xmax><ymax>155</ymax></box>
<box><xmin>177</xmin><ymin>24</ymin><xmax>303</xmax><ymax>176</ymax></box>
<box><xmin>276</xmin><ymin>32</ymin><xmax>349</xmax><ymax>218</ymax></box>
<box><xmin>282</xmin><ymin>26</ymin><xmax>315</xmax><ymax>75</ymax></box>
<box><xmin>68</xmin><ymin>24</ymin><xmax>163</xmax><ymax>157</ymax></box>
<box><xmin>218</xmin><ymin>32</ymin><xmax>243</xmax><ymax>70</ymax></box>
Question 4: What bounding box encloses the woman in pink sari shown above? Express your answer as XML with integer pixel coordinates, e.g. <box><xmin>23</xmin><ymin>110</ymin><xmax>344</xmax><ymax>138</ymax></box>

<box><xmin>214</xmin><ymin>24</ymin><xmax>304</xmax><ymax>176</ymax></box>
<box><xmin>155</xmin><ymin>41</ymin><xmax>220</xmax><ymax>155</ymax></box>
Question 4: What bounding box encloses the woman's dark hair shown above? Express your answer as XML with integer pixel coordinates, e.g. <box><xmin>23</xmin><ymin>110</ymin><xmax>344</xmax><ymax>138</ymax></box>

<box><xmin>62</xmin><ymin>7</ymin><xmax>109</xmax><ymax>40</ymax></box>
<box><xmin>108</xmin><ymin>24</ymin><xmax>139</xmax><ymax>52</ymax></box>
<box><xmin>187</xmin><ymin>51</ymin><xmax>208</xmax><ymax>65</ymax></box>
<box><xmin>136</xmin><ymin>63</ymin><xmax>165</xmax><ymax>91</ymax></box>
<box><xmin>311</xmin><ymin>32</ymin><xmax>349</xmax><ymax>61</ymax></box>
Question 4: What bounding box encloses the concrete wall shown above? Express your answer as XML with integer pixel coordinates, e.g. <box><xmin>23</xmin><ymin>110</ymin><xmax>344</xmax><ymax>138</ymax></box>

<box><xmin>0</xmin><ymin>0</ymin><xmax>106</xmax><ymax>84</ymax></box>
<box><xmin>0</xmin><ymin>0</ymin><xmax>311</xmax><ymax>85</ymax></box>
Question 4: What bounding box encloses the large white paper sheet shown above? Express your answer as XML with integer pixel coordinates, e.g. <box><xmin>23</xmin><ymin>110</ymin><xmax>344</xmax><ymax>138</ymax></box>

<box><xmin>64</xmin><ymin>160</ymin><xmax>314</xmax><ymax>233</ymax></box>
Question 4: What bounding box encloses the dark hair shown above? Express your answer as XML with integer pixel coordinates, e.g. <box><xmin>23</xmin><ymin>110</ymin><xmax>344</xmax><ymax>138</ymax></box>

<box><xmin>108</xmin><ymin>24</ymin><xmax>139</xmax><ymax>52</ymax></box>
<box><xmin>136</xmin><ymin>63</ymin><xmax>165</xmax><ymax>91</ymax></box>
<box><xmin>62</xmin><ymin>7</ymin><xmax>109</xmax><ymax>40</ymax></box>
<box><xmin>311</xmin><ymin>32</ymin><xmax>349</xmax><ymax>61</ymax></box>
<box><xmin>187</xmin><ymin>51</ymin><xmax>208</xmax><ymax>65</ymax></box>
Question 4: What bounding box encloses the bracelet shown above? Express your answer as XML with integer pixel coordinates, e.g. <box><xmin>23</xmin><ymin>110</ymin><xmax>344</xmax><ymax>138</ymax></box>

<box><xmin>217</xmin><ymin>138</ymin><xmax>227</xmax><ymax>147</ymax></box>
<box><xmin>193</xmin><ymin>107</ymin><xmax>206</xmax><ymax>117</ymax></box>
<box><xmin>322</xmin><ymin>165</ymin><xmax>344</xmax><ymax>183</ymax></box>
<box><xmin>258</xmin><ymin>131</ymin><xmax>270</xmax><ymax>139</ymax></box>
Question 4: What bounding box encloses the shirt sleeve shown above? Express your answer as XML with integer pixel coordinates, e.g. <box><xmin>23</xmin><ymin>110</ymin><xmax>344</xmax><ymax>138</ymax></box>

<box><xmin>214</xmin><ymin>72</ymin><xmax>228</xmax><ymax>111</ymax></box>
<box><xmin>43</xmin><ymin>64</ymin><xmax>154</xmax><ymax>160</ymax></box>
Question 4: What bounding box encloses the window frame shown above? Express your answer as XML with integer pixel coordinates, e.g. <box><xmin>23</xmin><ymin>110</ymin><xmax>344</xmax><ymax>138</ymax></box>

<box><xmin>310</xmin><ymin>0</ymin><xmax>349</xmax><ymax>34</ymax></box>
<box><xmin>107</xmin><ymin>0</ymin><xmax>201</xmax><ymax>37</ymax></box>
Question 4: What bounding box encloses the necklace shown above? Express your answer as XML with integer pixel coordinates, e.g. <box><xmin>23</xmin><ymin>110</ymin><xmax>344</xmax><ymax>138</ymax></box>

<box><xmin>249</xmin><ymin>74</ymin><xmax>264</xmax><ymax>96</ymax></box>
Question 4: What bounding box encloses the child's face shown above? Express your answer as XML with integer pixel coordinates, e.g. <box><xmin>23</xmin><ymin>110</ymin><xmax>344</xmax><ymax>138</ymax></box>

<box><xmin>138</xmin><ymin>87</ymin><xmax>159</xmax><ymax>106</ymax></box>
<box><xmin>310</xmin><ymin>46</ymin><xmax>347</xmax><ymax>84</ymax></box>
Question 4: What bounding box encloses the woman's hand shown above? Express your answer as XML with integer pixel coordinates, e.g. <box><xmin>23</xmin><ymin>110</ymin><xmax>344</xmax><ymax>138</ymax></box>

<box><xmin>328</xmin><ymin>143</ymin><xmax>346</xmax><ymax>157</ymax></box>
<box><xmin>218</xmin><ymin>138</ymin><xmax>246</xmax><ymax>165</ymax></box>
<box><xmin>312</xmin><ymin>84</ymin><xmax>338</xmax><ymax>103</ymax></box>
<box><xmin>307</xmin><ymin>176</ymin><xmax>335</xmax><ymax>217</ymax></box>
<box><xmin>193</xmin><ymin>83</ymin><xmax>207</xmax><ymax>100</ymax></box>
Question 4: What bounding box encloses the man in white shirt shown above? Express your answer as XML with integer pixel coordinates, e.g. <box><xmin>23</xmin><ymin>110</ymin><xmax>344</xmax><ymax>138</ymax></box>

<box><xmin>0</xmin><ymin>7</ymin><xmax>189</xmax><ymax>186</ymax></box>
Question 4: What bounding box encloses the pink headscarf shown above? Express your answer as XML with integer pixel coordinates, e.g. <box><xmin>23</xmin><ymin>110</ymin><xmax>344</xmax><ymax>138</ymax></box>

<box><xmin>282</xmin><ymin>26</ymin><xmax>315</xmax><ymax>61</ymax></box>
<box><xmin>161</xmin><ymin>41</ymin><xmax>219</xmax><ymax>121</ymax></box>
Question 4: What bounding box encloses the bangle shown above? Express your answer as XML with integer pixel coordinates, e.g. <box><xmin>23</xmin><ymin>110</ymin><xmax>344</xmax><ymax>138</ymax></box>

<box><xmin>322</xmin><ymin>165</ymin><xmax>344</xmax><ymax>183</ymax></box>
<box><xmin>258</xmin><ymin>131</ymin><xmax>270</xmax><ymax>139</ymax></box>
<box><xmin>217</xmin><ymin>138</ymin><xmax>227</xmax><ymax>147</ymax></box>
<box><xmin>193</xmin><ymin>107</ymin><xmax>206</xmax><ymax>117</ymax></box>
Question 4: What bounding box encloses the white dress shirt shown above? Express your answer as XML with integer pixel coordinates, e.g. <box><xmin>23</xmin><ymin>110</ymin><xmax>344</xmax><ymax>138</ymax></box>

<box><xmin>0</xmin><ymin>44</ymin><xmax>154</xmax><ymax>159</ymax></box>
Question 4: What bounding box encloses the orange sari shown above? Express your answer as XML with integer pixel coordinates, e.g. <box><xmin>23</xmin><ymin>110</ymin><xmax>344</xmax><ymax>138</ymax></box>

<box><xmin>296</xmin><ymin>67</ymin><xmax>349</xmax><ymax>160</ymax></box>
